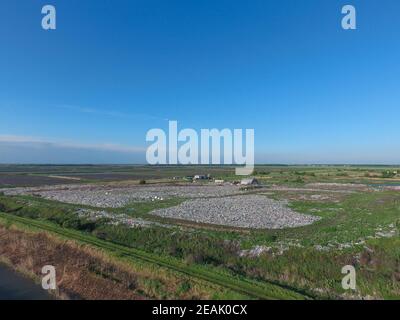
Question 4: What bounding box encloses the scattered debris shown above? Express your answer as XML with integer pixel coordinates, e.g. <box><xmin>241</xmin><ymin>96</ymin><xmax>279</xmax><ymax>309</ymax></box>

<box><xmin>76</xmin><ymin>208</ymin><xmax>168</xmax><ymax>228</ymax></box>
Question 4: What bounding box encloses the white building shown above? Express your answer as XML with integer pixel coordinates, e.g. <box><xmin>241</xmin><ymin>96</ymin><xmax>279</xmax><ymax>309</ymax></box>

<box><xmin>194</xmin><ymin>175</ymin><xmax>208</xmax><ymax>180</ymax></box>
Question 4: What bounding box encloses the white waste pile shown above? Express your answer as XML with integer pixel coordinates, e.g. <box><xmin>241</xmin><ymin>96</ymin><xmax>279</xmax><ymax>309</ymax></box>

<box><xmin>150</xmin><ymin>195</ymin><xmax>320</xmax><ymax>229</ymax></box>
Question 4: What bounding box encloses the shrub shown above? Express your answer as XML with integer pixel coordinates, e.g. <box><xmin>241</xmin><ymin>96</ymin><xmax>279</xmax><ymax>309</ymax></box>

<box><xmin>185</xmin><ymin>253</ymin><xmax>205</xmax><ymax>265</ymax></box>
<box><xmin>381</xmin><ymin>171</ymin><xmax>396</xmax><ymax>178</ymax></box>
<box><xmin>336</xmin><ymin>172</ymin><xmax>348</xmax><ymax>177</ymax></box>
<box><xmin>254</xmin><ymin>171</ymin><xmax>270</xmax><ymax>175</ymax></box>
<box><xmin>176</xmin><ymin>281</ymin><xmax>191</xmax><ymax>295</ymax></box>
<box><xmin>294</xmin><ymin>177</ymin><xmax>305</xmax><ymax>183</ymax></box>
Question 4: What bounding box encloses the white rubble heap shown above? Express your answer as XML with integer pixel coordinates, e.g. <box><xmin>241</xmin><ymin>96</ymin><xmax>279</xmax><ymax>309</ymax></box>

<box><xmin>3</xmin><ymin>184</ymin><xmax>243</xmax><ymax>208</ymax></box>
<box><xmin>151</xmin><ymin>195</ymin><xmax>320</xmax><ymax>229</ymax></box>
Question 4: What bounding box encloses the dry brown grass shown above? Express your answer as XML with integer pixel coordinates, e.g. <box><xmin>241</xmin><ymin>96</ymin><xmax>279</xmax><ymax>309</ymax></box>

<box><xmin>0</xmin><ymin>224</ymin><xmax>215</xmax><ymax>300</ymax></box>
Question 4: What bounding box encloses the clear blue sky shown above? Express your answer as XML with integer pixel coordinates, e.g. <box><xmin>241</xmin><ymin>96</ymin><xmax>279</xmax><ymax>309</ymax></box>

<box><xmin>1</xmin><ymin>0</ymin><xmax>400</xmax><ymax>164</ymax></box>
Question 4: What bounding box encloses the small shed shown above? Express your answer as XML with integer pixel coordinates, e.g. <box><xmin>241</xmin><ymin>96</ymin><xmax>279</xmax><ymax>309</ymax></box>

<box><xmin>240</xmin><ymin>178</ymin><xmax>259</xmax><ymax>186</ymax></box>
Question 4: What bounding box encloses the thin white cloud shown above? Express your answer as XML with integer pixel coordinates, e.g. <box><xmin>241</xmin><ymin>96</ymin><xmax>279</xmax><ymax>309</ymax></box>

<box><xmin>58</xmin><ymin>105</ymin><xmax>169</xmax><ymax>121</ymax></box>
<box><xmin>0</xmin><ymin>134</ymin><xmax>145</xmax><ymax>154</ymax></box>
<box><xmin>0</xmin><ymin>135</ymin><xmax>43</xmax><ymax>143</ymax></box>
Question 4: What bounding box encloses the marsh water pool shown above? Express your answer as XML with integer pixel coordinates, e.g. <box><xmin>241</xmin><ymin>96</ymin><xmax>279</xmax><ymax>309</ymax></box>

<box><xmin>0</xmin><ymin>265</ymin><xmax>53</xmax><ymax>300</ymax></box>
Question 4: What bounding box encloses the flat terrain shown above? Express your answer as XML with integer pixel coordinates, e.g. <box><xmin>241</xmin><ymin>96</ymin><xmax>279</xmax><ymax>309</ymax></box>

<box><xmin>0</xmin><ymin>165</ymin><xmax>235</xmax><ymax>186</ymax></box>
<box><xmin>0</xmin><ymin>174</ymin><xmax>78</xmax><ymax>187</ymax></box>
<box><xmin>0</xmin><ymin>164</ymin><xmax>399</xmax><ymax>299</ymax></box>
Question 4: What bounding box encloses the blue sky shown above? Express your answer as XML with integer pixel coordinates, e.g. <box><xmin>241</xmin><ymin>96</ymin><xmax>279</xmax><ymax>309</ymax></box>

<box><xmin>1</xmin><ymin>0</ymin><xmax>400</xmax><ymax>164</ymax></box>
